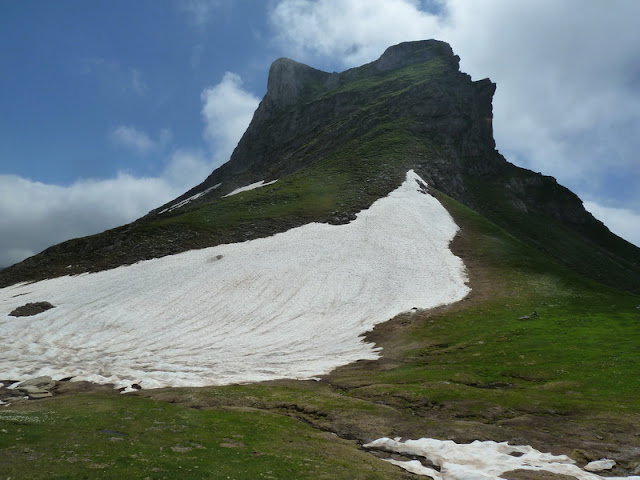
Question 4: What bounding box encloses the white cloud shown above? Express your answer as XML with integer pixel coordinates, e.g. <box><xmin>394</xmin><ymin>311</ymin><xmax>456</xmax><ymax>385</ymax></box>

<box><xmin>270</xmin><ymin>0</ymin><xmax>442</xmax><ymax>66</ymax></box>
<box><xmin>0</xmin><ymin>174</ymin><xmax>161</xmax><ymax>268</ymax></box>
<box><xmin>163</xmin><ymin>149</ymin><xmax>214</xmax><ymax>190</ymax></box>
<box><xmin>201</xmin><ymin>72</ymin><xmax>260</xmax><ymax>165</ymax></box>
<box><xmin>583</xmin><ymin>201</ymin><xmax>640</xmax><ymax>248</ymax></box>
<box><xmin>439</xmin><ymin>0</ymin><xmax>640</xmax><ymax>198</ymax></box>
<box><xmin>158</xmin><ymin>128</ymin><xmax>173</xmax><ymax>148</ymax></box>
<box><xmin>110</xmin><ymin>125</ymin><xmax>156</xmax><ymax>155</ymax></box>
<box><xmin>0</xmin><ymin>149</ymin><xmax>214</xmax><ymax>268</ymax></box>
<box><xmin>0</xmin><ymin>70</ymin><xmax>260</xmax><ymax>268</ymax></box>
<box><xmin>268</xmin><ymin>0</ymin><xmax>640</xmax><ymax>246</ymax></box>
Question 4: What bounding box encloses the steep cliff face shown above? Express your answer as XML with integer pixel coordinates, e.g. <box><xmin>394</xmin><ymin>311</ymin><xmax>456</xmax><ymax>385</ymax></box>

<box><xmin>1</xmin><ymin>40</ymin><xmax>638</xmax><ymax>292</ymax></box>
<box><xmin>173</xmin><ymin>40</ymin><xmax>499</xmax><ymax>203</ymax></box>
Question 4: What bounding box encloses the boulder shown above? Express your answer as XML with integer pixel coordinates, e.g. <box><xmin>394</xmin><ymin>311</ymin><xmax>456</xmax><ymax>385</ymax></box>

<box><xmin>15</xmin><ymin>375</ymin><xmax>55</xmax><ymax>399</ymax></box>
<box><xmin>17</xmin><ymin>376</ymin><xmax>55</xmax><ymax>389</ymax></box>
<box><xmin>9</xmin><ymin>301</ymin><xmax>55</xmax><ymax>317</ymax></box>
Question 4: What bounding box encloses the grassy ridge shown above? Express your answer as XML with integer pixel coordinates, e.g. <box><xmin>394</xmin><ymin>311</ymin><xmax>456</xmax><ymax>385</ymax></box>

<box><xmin>144</xmin><ymin>126</ymin><xmax>424</xmax><ymax>238</ymax></box>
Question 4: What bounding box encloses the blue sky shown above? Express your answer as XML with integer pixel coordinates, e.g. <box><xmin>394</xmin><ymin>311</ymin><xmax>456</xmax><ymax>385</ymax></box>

<box><xmin>1</xmin><ymin>1</ymin><xmax>270</xmax><ymax>183</ymax></box>
<box><xmin>1</xmin><ymin>0</ymin><xmax>639</xmax><ymax>267</ymax></box>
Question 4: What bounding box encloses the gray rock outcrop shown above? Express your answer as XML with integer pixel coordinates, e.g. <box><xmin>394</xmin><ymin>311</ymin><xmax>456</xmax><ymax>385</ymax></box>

<box><xmin>15</xmin><ymin>376</ymin><xmax>55</xmax><ymax>399</ymax></box>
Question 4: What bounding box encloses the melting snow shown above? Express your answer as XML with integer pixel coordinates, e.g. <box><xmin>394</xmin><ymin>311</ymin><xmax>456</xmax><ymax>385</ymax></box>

<box><xmin>0</xmin><ymin>171</ymin><xmax>468</xmax><ymax>390</ymax></box>
<box><xmin>364</xmin><ymin>437</ymin><xmax>639</xmax><ymax>480</ymax></box>
<box><xmin>222</xmin><ymin>179</ymin><xmax>277</xmax><ymax>197</ymax></box>
<box><xmin>586</xmin><ymin>459</ymin><xmax>618</xmax><ymax>472</ymax></box>
<box><xmin>159</xmin><ymin>183</ymin><xmax>221</xmax><ymax>214</ymax></box>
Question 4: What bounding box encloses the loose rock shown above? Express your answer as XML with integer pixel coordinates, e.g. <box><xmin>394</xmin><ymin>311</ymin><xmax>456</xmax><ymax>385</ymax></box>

<box><xmin>15</xmin><ymin>375</ymin><xmax>56</xmax><ymax>399</ymax></box>
<box><xmin>9</xmin><ymin>301</ymin><xmax>55</xmax><ymax>317</ymax></box>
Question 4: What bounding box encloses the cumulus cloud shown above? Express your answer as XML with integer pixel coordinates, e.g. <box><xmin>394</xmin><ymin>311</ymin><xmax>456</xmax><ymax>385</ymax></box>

<box><xmin>201</xmin><ymin>72</ymin><xmax>260</xmax><ymax>165</ymax></box>
<box><xmin>439</xmin><ymin>0</ymin><xmax>640</xmax><ymax>199</ymax></box>
<box><xmin>270</xmin><ymin>0</ymin><xmax>442</xmax><ymax>66</ymax></box>
<box><xmin>0</xmin><ymin>149</ymin><xmax>212</xmax><ymax>268</ymax></box>
<box><xmin>0</xmin><ymin>173</ymin><xmax>165</xmax><ymax>268</ymax></box>
<box><xmin>163</xmin><ymin>149</ymin><xmax>214</xmax><ymax>189</ymax></box>
<box><xmin>584</xmin><ymin>201</ymin><xmax>640</xmax><ymax>248</ymax></box>
<box><xmin>268</xmin><ymin>0</ymin><xmax>640</xmax><ymax>246</ymax></box>
<box><xmin>0</xmin><ymin>72</ymin><xmax>258</xmax><ymax>268</ymax></box>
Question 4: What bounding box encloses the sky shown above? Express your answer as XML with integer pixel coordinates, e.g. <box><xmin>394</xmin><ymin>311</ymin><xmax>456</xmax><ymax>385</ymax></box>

<box><xmin>1</xmin><ymin>0</ymin><xmax>639</xmax><ymax>267</ymax></box>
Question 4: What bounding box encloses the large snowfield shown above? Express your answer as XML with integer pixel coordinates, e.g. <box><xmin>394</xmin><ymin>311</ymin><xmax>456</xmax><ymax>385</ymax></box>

<box><xmin>0</xmin><ymin>171</ymin><xmax>469</xmax><ymax>389</ymax></box>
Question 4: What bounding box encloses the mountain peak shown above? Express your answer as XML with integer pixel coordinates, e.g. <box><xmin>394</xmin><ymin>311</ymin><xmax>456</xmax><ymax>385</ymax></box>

<box><xmin>265</xmin><ymin>57</ymin><xmax>330</xmax><ymax>107</ymax></box>
<box><xmin>374</xmin><ymin>39</ymin><xmax>459</xmax><ymax>73</ymax></box>
<box><xmin>2</xmin><ymin>40</ymin><xmax>638</xmax><ymax>295</ymax></box>
<box><xmin>264</xmin><ymin>40</ymin><xmax>460</xmax><ymax>109</ymax></box>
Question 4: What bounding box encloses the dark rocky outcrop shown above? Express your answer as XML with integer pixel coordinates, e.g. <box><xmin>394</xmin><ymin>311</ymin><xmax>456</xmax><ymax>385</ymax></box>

<box><xmin>9</xmin><ymin>301</ymin><xmax>55</xmax><ymax>317</ymax></box>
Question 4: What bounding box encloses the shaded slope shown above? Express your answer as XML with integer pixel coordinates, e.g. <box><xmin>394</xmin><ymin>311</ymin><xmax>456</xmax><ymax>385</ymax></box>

<box><xmin>1</xmin><ymin>39</ymin><xmax>638</xmax><ymax>294</ymax></box>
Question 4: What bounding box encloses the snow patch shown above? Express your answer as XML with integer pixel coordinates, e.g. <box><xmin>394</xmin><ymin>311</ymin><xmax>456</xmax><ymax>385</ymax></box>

<box><xmin>0</xmin><ymin>171</ymin><xmax>468</xmax><ymax>390</ymax></box>
<box><xmin>223</xmin><ymin>179</ymin><xmax>277</xmax><ymax>197</ymax></box>
<box><xmin>364</xmin><ymin>437</ymin><xmax>639</xmax><ymax>480</ymax></box>
<box><xmin>159</xmin><ymin>183</ymin><xmax>221</xmax><ymax>214</ymax></box>
<box><xmin>585</xmin><ymin>459</ymin><xmax>617</xmax><ymax>472</ymax></box>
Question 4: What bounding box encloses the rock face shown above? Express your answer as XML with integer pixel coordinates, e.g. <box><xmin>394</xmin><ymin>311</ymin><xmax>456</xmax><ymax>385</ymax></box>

<box><xmin>263</xmin><ymin>58</ymin><xmax>329</xmax><ymax>108</ymax></box>
<box><xmin>157</xmin><ymin>39</ymin><xmax>609</xmax><ymax>243</ymax></box>
<box><xmin>1</xmin><ymin>39</ymin><xmax>638</xmax><ymax>293</ymax></box>
<box><xmin>195</xmin><ymin>40</ymin><xmax>498</xmax><ymax>199</ymax></box>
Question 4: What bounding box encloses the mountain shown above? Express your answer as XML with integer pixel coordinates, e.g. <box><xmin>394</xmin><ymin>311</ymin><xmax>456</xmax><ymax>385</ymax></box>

<box><xmin>1</xmin><ymin>40</ymin><xmax>638</xmax><ymax>294</ymax></box>
<box><xmin>2</xmin><ymin>40</ymin><xmax>640</xmax><ymax>478</ymax></box>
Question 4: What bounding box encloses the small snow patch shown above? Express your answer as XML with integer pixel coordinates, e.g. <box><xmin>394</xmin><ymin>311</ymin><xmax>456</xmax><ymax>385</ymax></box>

<box><xmin>223</xmin><ymin>179</ymin><xmax>277</xmax><ymax>197</ymax></box>
<box><xmin>364</xmin><ymin>437</ymin><xmax>639</xmax><ymax>480</ymax></box>
<box><xmin>585</xmin><ymin>459</ymin><xmax>616</xmax><ymax>472</ymax></box>
<box><xmin>159</xmin><ymin>183</ymin><xmax>221</xmax><ymax>214</ymax></box>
